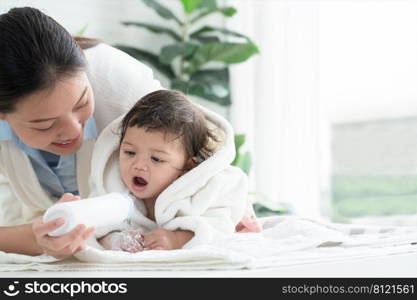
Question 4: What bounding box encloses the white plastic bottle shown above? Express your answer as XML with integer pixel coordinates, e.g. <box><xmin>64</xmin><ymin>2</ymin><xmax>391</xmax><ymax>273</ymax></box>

<box><xmin>43</xmin><ymin>193</ymin><xmax>134</xmax><ymax>237</ymax></box>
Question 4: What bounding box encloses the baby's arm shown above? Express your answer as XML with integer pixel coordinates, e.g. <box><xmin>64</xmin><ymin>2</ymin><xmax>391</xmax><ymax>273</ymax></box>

<box><xmin>98</xmin><ymin>230</ymin><xmax>144</xmax><ymax>253</ymax></box>
<box><xmin>97</xmin><ymin>232</ymin><xmax>116</xmax><ymax>250</ymax></box>
<box><xmin>142</xmin><ymin>229</ymin><xmax>194</xmax><ymax>250</ymax></box>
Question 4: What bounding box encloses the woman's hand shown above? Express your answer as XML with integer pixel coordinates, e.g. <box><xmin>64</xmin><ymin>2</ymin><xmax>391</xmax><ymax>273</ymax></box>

<box><xmin>32</xmin><ymin>193</ymin><xmax>96</xmax><ymax>259</ymax></box>
<box><xmin>143</xmin><ymin>229</ymin><xmax>194</xmax><ymax>250</ymax></box>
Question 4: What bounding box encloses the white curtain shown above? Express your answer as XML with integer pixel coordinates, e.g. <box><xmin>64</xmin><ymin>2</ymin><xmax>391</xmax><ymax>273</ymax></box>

<box><xmin>226</xmin><ymin>0</ymin><xmax>330</xmax><ymax>219</ymax></box>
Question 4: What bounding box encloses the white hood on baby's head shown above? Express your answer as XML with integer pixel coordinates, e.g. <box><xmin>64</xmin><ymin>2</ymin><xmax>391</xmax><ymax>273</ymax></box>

<box><xmin>88</xmin><ymin>103</ymin><xmax>248</xmax><ymax>248</ymax></box>
<box><xmin>89</xmin><ymin>103</ymin><xmax>236</xmax><ymax>200</ymax></box>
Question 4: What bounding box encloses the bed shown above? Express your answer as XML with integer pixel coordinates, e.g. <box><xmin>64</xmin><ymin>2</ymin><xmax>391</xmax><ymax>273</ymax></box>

<box><xmin>0</xmin><ymin>216</ymin><xmax>416</xmax><ymax>278</ymax></box>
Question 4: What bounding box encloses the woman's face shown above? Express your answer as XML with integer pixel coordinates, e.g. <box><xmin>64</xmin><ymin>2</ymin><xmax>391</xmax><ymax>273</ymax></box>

<box><xmin>0</xmin><ymin>72</ymin><xmax>94</xmax><ymax>155</ymax></box>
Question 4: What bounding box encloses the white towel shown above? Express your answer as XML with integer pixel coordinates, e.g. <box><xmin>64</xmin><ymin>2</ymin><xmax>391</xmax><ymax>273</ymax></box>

<box><xmin>0</xmin><ymin>216</ymin><xmax>416</xmax><ymax>272</ymax></box>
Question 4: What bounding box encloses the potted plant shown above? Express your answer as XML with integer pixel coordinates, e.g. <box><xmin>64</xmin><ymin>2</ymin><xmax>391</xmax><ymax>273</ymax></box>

<box><xmin>114</xmin><ymin>0</ymin><xmax>259</xmax><ymax>107</ymax></box>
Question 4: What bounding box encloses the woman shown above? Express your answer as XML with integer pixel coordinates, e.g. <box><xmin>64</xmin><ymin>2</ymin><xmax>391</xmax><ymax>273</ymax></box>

<box><xmin>0</xmin><ymin>7</ymin><xmax>161</xmax><ymax>258</ymax></box>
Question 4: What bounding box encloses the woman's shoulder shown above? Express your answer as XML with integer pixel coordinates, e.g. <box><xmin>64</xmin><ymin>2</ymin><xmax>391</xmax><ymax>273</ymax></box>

<box><xmin>83</xmin><ymin>43</ymin><xmax>125</xmax><ymax>62</ymax></box>
<box><xmin>83</xmin><ymin>43</ymin><xmax>162</xmax><ymax>134</ymax></box>
<box><xmin>83</xmin><ymin>43</ymin><xmax>124</xmax><ymax>60</ymax></box>
<box><xmin>83</xmin><ymin>43</ymin><xmax>155</xmax><ymax>78</ymax></box>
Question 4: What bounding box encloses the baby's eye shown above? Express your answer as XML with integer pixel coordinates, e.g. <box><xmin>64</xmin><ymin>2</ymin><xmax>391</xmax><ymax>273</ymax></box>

<box><xmin>124</xmin><ymin>150</ymin><xmax>136</xmax><ymax>156</ymax></box>
<box><xmin>151</xmin><ymin>156</ymin><xmax>163</xmax><ymax>163</ymax></box>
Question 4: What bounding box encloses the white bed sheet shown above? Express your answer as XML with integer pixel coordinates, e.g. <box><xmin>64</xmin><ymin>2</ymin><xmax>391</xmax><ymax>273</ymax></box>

<box><xmin>0</xmin><ymin>216</ymin><xmax>415</xmax><ymax>277</ymax></box>
<box><xmin>0</xmin><ymin>252</ymin><xmax>415</xmax><ymax>277</ymax></box>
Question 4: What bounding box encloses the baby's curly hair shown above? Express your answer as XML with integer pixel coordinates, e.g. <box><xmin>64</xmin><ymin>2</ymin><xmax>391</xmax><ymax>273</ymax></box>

<box><xmin>119</xmin><ymin>90</ymin><xmax>219</xmax><ymax>164</ymax></box>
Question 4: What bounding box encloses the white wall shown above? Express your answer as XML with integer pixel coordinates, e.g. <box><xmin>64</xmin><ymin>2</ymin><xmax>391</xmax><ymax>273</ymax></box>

<box><xmin>1</xmin><ymin>0</ymin><xmax>171</xmax><ymax>48</ymax></box>
<box><xmin>320</xmin><ymin>0</ymin><xmax>417</xmax><ymax>123</ymax></box>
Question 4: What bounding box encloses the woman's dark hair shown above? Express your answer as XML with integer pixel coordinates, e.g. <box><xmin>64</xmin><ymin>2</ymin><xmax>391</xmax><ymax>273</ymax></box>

<box><xmin>0</xmin><ymin>7</ymin><xmax>94</xmax><ymax>113</ymax></box>
<box><xmin>120</xmin><ymin>90</ymin><xmax>219</xmax><ymax>164</ymax></box>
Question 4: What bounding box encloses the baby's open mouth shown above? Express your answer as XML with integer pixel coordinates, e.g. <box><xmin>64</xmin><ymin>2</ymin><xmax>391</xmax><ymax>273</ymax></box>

<box><xmin>133</xmin><ymin>176</ymin><xmax>148</xmax><ymax>186</ymax></box>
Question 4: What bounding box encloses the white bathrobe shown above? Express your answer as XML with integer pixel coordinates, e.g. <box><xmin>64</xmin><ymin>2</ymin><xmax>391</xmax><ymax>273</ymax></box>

<box><xmin>0</xmin><ymin>43</ymin><xmax>161</xmax><ymax>226</ymax></box>
<box><xmin>87</xmin><ymin>105</ymin><xmax>249</xmax><ymax>249</ymax></box>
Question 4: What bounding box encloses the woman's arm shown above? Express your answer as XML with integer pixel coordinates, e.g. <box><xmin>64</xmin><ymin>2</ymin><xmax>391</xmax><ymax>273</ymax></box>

<box><xmin>0</xmin><ymin>224</ymin><xmax>43</xmax><ymax>255</ymax></box>
<box><xmin>32</xmin><ymin>215</ymin><xmax>95</xmax><ymax>259</ymax></box>
<box><xmin>0</xmin><ymin>193</ymin><xmax>96</xmax><ymax>258</ymax></box>
<box><xmin>0</xmin><ymin>218</ymin><xmax>95</xmax><ymax>258</ymax></box>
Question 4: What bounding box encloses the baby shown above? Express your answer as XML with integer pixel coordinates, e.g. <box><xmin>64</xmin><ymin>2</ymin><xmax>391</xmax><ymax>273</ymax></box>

<box><xmin>96</xmin><ymin>90</ymin><xmax>261</xmax><ymax>252</ymax></box>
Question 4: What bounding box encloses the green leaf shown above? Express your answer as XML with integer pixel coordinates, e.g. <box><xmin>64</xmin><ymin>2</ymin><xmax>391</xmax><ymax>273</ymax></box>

<box><xmin>190</xmin><ymin>25</ymin><xmax>251</xmax><ymax>41</ymax></box>
<box><xmin>76</xmin><ymin>24</ymin><xmax>88</xmax><ymax>36</ymax></box>
<box><xmin>188</xmin><ymin>42</ymin><xmax>260</xmax><ymax>72</ymax></box>
<box><xmin>171</xmin><ymin>69</ymin><xmax>231</xmax><ymax>106</ymax></box>
<box><xmin>232</xmin><ymin>134</ymin><xmax>245</xmax><ymax>165</ymax></box>
<box><xmin>181</xmin><ymin>0</ymin><xmax>203</xmax><ymax>14</ymax></box>
<box><xmin>234</xmin><ymin>134</ymin><xmax>246</xmax><ymax>152</ymax></box>
<box><xmin>197</xmin><ymin>0</ymin><xmax>217</xmax><ymax>10</ymax></box>
<box><xmin>171</xmin><ymin>79</ymin><xmax>189</xmax><ymax>93</ymax></box>
<box><xmin>171</xmin><ymin>79</ymin><xmax>231</xmax><ymax>106</ymax></box>
<box><xmin>159</xmin><ymin>42</ymin><xmax>198</xmax><ymax>65</ymax></box>
<box><xmin>190</xmin><ymin>68</ymin><xmax>230</xmax><ymax>104</ymax></box>
<box><xmin>121</xmin><ymin>21</ymin><xmax>181</xmax><ymax>41</ymax></box>
<box><xmin>190</xmin><ymin>83</ymin><xmax>231</xmax><ymax>106</ymax></box>
<box><xmin>235</xmin><ymin>151</ymin><xmax>252</xmax><ymax>175</ymax></box>
<box><xmin>191</xmin><ymin>6</ymin><xmax>237</xmax><ymax>24</ymax></box>
<box><xmin>219</xmin><ymin>7</ymin><xmax>237</xmax><ymax>17</ymax></box>
<box><xmin>114</xmin><ymin>45</ymin><xmax>175</xmax><ymax>79</ymax></box>
<box><xmin>143</xmin><ymin>0</ymin><xmax>182</xmax><ymax>25</ymax></box>
<box><xmin>191</xmin><ymin>68</ymin><xmax>229</xmax><ymax>80</ymax></box>
<box><xmin>232</xmin><ymin>152</ymin><xmax>240</xmax><ymax>167</ymax></box>
<box><xmin>192</xmin><ymin>36</ymin><xmax>220</xmax><ymax>44</ymax></box>
<box><xmin>253</xmin><ymin>201</ymin><xmax>286</xmax><ymax>217</ymax></box>
<box><xmin>231</xmin><ymin>133</ymin><xmax>252</xmax><ymax>174</ymax></box>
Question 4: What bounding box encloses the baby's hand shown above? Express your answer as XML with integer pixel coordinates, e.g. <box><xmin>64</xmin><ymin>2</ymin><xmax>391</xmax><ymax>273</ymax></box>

<box><xmin>142</xmin><ymin>229</ymin><xmax>178</xmax><ymax>250</ymax></box>
<box><xmin>142</xmin><ymin>229</ymin><xmax>194</xmax><ymax>250</ymax></box>
<box><xmin>118</xmin><ymin>230</ymin><xmax>144</xmax><ymax>253</ymax></box>
<box><xmin>99</xmin><ymin>230</ymin><xmax>144</xmax><ymax>253</ymax></box>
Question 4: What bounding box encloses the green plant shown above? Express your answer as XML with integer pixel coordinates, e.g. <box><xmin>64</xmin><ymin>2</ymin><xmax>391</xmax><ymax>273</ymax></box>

<box><xmin>232</xmin><ymin>135</ymin><xmax>287</xmax><ymax>216</ymax></box>
<box><xmin>331</xmin><ymin>175</ymin><xmax>417</xmax><ymax>221</ymax></box>
<box><xmin>115</xmin><ymin>0</ymin><xmax>259</xmax><ymax>106</ymax></box>
<box><xmin>232</xmin><ymin>134</ymin><xmax>251</xmax><ymax>175</ymax></box>
<box><xmin>76</xmin><ymin>24</ymin><xmax>89</xmax><ymax>36</ymax></box>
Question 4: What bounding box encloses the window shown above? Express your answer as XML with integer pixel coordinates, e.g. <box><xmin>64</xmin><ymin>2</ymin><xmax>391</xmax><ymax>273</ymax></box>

<box><xmin>320</xmin><ymin>0</ymin><xmax>417</xmax><ymax>224</ymax></box>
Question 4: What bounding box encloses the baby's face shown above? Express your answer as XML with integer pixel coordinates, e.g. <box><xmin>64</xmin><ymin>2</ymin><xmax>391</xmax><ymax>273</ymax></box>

<box><xmin>119</xmin><ymin>126</ymin><xmax>189</xmax><ymax>202</ymax></box>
